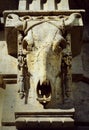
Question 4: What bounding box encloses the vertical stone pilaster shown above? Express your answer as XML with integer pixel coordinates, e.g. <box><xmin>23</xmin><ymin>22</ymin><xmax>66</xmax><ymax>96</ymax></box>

<box><xmin>18</xmin><ymin>0</ymin><xmax>27</xmax><ymax>10</ymax></box>
<box><xmin>44</xmin><ymin>0</ymin><xmax>55</xmax><ymax>10</ymax></box>
<box><xmin>30</xmin><ymin>0</ymin><xmax>41</xmax><ymax>11</ymax></box>
<box><xmin>57</xmin><ymin>0</ymin><xmax>69</xmax><ymax>10</ymax></box>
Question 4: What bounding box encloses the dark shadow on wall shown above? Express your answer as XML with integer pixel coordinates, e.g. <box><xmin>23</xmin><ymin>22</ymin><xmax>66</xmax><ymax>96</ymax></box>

<box><xmin>69</xmin><ymin>0</ymin><xmax>89</xmax><ymax>9</ymax></box>
<box><xmin>0</xmin><ymin>0</ymin><xmax>19</xmax><ymax>16</ymax></box>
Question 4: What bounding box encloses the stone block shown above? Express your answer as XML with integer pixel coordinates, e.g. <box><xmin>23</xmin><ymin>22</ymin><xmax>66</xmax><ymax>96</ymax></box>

<box><xmin>44</xmin><ymin>0</ymin><xmax>55</xmax><ymax>10</ymax></box>
<box><xmin>19</xmin><ymin>0</ymin><xmax>26</xmax><ymax>10</ymax></box>
<box><xmin>30</xmin><ymin>0</ymin><xmax>41</xmax><ymax>10</ymax></box>
<box><xmin>1</xmin><ymin>84</ymin><xmax>17</xmax><ymax>126</ymax></box>
<box><xmin>57</xmin><ymin>0</ymin><xmax>69</xmax><ymax>10</ymax></box>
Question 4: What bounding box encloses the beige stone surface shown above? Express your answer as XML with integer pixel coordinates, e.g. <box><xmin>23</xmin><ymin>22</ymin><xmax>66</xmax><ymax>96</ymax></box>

<box><xmin>1</xmin><ymin>84</ymin><xmax>16</xmax><ymax>126</ymax></box>
<box><xmin>0</xmin><ymin>32</ymin><xmax>17</xmax><ymax>74</ymax></box>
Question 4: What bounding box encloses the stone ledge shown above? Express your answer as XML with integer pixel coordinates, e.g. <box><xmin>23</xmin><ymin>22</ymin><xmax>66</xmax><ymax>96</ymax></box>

<box><xmin>3</xmin><ymin>10</ymin><xmax>85</xmax><ymax>18</ymax></box>
<box><xmin>15</xmin><ymin>117</ymin><xmax>74</xmax><ymax>129</ymax></box>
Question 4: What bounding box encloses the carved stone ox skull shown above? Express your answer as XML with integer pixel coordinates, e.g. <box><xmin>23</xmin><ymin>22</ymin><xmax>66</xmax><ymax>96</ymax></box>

<box><xmin>23</xmin><ymin>20</ymin><xmax>66</xmax><ymax>106</ymax></box>
<box><xmin>7</xmin><ymin>13</ymin><xmax>81</xmax><ymax>107</ymax></box>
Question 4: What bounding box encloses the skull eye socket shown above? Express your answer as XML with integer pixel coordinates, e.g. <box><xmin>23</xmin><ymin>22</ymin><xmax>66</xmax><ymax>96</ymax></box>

<box><xmin>59</xmin><ymin>39</ymin><xmax>67</xmax><ymax>49</ymax></box>
<box><xmin>23</xmin><ymin>39</ymin><xmax>34</xmax><ymax>51</ymax></box>
<box><xmin>54</xmin><ymin>46</ymin><xmax>62</xmax><ymax>54</ymax></box>
<box><xmin>52</xmin><ymin>41</ymin><xmax>62</xmax><ymax>54</ymax></box>
<box><xmin>52</xmin><ymin>37</ymin><xmax>66</xmax><ymax>53</ymax></box>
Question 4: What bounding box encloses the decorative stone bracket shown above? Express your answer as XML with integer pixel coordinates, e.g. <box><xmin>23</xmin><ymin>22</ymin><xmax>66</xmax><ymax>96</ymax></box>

<box><xmin>2</xmin><ymin>9</ymin><xmax>84</xmax><ymax>129</ymax></box>
<box><xmin>3</xmin><ymin>10</ymin><xmax>84</xmax><ymax>106</ymax></box>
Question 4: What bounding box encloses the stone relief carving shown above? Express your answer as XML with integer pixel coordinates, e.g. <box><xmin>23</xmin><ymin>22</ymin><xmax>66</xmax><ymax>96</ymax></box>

<box><xmin>6</xmin><ymin>13</ymin><xmax>82</xmax><ymax>107</ymax></box>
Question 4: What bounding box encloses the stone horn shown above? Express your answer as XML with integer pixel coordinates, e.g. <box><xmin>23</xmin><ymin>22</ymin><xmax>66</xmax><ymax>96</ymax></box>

<box><xmin>7</xmin><ymin>14</ymin><xmax>24</xmax><ymax>30</ymax></box>
<box><xmin>64</xmin><ymin>13</ymin><xmax>82</xmax><ymax>29</ymax></box>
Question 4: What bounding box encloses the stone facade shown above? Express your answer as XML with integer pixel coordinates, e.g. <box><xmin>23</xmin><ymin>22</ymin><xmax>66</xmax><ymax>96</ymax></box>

<box><xmin>0</xmin><ymin>0</ymin><xmax>89</xmax><ymax>130</ymax></box>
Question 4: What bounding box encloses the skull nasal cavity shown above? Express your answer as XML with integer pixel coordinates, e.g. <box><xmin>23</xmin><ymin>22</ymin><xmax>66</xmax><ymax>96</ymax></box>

<box><xmin>37</xmin><ymin>80</ymin><xmax>52</xmax><ymax>98</ymax></box>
